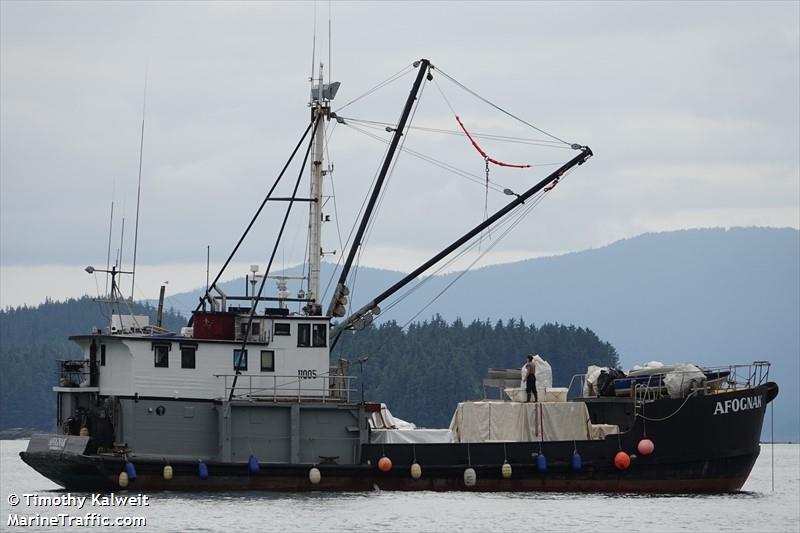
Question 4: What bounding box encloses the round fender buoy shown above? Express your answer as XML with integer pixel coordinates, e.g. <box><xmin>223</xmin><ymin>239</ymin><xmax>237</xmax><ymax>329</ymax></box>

<box><xmin>410</xmin><ymin>462</ymin><xmax>422</xmax><ymax>480</ymax></box>
<box><xmin>463</xmin><ymin>467</ymin><xmax>477</xmax><ymax>487</ymax></box>
<box><xmin>118</xmin><ymin>471</ymin><xmax>129</xmax><ymax>488</ymax></box>
<box><xmin>637</xmin><ymin>438</ymin><xmax>655</xmax><ymax>456</ymax></box>
<box><xmin>309</xmin><ymin>467</ymin><xmax>321</xmax><ymax>485</ymax></box>
<box><xmin>501</xmin><ymin>461</ymin><xmax>512</xmax><ymax>479</ymax></box>
<box><xmin>571</xmin><ymin>452</ymin><xmax>582</xmax><ymax>471</ymax></box>
<box><xmin>536</xmin><ymin>454</ymin><xmax>547</xmax><ymax>472</ymax></box>
<box><xmin>614</xmin><ymin>451</ymin><xmax>631</xmax><ymax>470</ymax></box>
<box><xmin>198</xmin><ymin>461</ymin><xmax>209</xmax><ymax>480</ymax></box>
<box><xmin>378</xmin><ymin>456</ymin><xmax>392</xmax><ymax>472</ymax></box>
<box><xmin>248</xmin><ymin>455</ymin><xmax>260</xmax><ymax>475</ymax></box>
<box><xmin>124</xmin><ymin>461</ymin><xmax>137</xmax><ymax>481</ymax></box>
<box><xmin>163</xmin><ymin>465</ymin><xmax>173</xmax><ymax>480</ymax></box>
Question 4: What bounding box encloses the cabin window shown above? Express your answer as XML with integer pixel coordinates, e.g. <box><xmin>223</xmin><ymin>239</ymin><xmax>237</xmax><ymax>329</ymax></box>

<box><xmin>274</xmin><ymin>323</ymin><xmax>290</xmax><ymax>336</ymax></box>
<box><xmin>100</xmin><ymin>345</ymin><xmax>106</xmax><ymax>366</ymax></box>
<box><xmin>181</xmin><ymin>344</ymin><xmax>197</xmax><ymax>369</ymax></box>
<box><xmin>260</xmin><ymin>350</ymin><xmax>275</xmax><ymax>372</ymax></box>
<box><xmin>241</xmin><ymin>321</ymin><xmax>261</xmax><ymax>337</ymax></box>
<box><xmin>312</xmin><ymin>324</ymin><xmax>327</xmax><ymax>347</ymax></box>
<box><xmin>297</xmin><ymin>324</ymin><xmax>311</xmax><ymax>347</ymax></box>
<box><xmin>153</xmin><ymin>344</ymin><xmax>169</xmax><ymax>368</ymax></box>
<box><xmin>233</xmin><ymin>349</ymin><xmax>248</xmax><ymax>371</ymax></box>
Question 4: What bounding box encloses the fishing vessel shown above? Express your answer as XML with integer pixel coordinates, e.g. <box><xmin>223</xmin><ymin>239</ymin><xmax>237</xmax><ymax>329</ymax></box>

<box><xmin>20</xmin><ymin>59</ymin><xmax>778</xmax><ymax>493</ymax></box>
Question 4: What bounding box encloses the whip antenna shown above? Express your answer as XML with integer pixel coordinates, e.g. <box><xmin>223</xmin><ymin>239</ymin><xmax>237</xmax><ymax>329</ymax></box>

<box><xmin>131</xmin><ymin>71</ymin><xmax>147</xmax><ymax>299</ymax></box>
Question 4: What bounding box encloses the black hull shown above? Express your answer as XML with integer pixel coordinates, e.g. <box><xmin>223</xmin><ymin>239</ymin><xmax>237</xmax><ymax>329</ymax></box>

<box><xmin>20</xmin><ymin>383</ymin><xmax>778</xmax><ymax>493</ymax></box>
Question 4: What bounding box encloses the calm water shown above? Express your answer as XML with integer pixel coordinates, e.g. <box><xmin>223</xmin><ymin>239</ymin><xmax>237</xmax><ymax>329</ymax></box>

<box><xmin>1</xmin><ymin>440</ymin><xmax>798</xmax><ymax>533</ymax></box>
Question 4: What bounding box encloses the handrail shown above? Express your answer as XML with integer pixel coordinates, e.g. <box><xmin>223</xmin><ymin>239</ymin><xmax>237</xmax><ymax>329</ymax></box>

<box><xmin>571</xmin><ymin>361</ymin><xmax>771</xmax><ymax>401</ymax></box>
<box><xmin>213</xmin><ymin>373</ymin><xmax>357</xmax><ymax>403</ymax></box>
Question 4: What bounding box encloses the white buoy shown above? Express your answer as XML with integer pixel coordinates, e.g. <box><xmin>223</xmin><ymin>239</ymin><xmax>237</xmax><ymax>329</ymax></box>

<box><xmin>163</xmin><ymin>465</ymin><xmax>173</xmax><ymax>480</ymax></box>
<box><xmin>309</xmin><ymin>467</ymin><xmax>321</xmax><ymax>485</ymax></box>
<box><xmin>410</xmin><ymin>462</ymin><xmax>422</xmax><ymax>480</ymax></box>
<box><xmin>501</xmin><ymin>461</ymin><xmax>512</xmax><ymax>479</ymax></box>
<box><xmin>464</xmin><ymin>467</ymin><xmax>477</xmax><ymax>487</ymax></box>
<box><xmin>118</xmin><ymin>471</ymin><xmax>129</xmax><ymax>488</ymax></box>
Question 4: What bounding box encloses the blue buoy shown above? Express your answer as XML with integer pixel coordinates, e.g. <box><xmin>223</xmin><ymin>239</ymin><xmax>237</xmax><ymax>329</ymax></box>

<box><xmin>124</xmin><ymin>461</ymin><xmax>137</xmax><ymax>481</ymax></box>
<box><xmin>536</xmin><ymin>453</ymin><xmax>547</xmax><ymax>472</ymax></box>
<box><xmin>248</xmin><ymin>455</ymin><xmax>260</xmax><ymax>475</ymax></box>
<box><xmin>571</xmin><ymin>452</ymin><xmax>582</xmax><ymax>471</ymax></box>
<box><xmin>198</xmin><ymin>461</ymin><xmax>209</xmax><ymax>480</ymax></box>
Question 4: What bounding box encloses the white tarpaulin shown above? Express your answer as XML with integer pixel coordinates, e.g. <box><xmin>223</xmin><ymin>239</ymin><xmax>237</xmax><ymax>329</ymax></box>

<box><xmin>449</xmin><ymin>401</ymin><xmax>613</xmax><ymax>443</ymax></box>
<box><xmin>663</xmin><ymin>363</ymin><xmax>705</xmax><ymax>399</ymax></box>
<box><xmin>370</xmin><ymin>428</ymin><xmax>454</xmax><ymax>444</ymax></box>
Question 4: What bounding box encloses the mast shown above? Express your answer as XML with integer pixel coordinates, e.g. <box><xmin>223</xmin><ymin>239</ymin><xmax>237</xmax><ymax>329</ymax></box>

<box><xmin>305</xmin><ymin>64</ymin><xmax>340</xmax><ymax>316</ymax></box>
<box><xmin>307</xmin><ymin>63</ymin><xmax>325</xmax><ymax>315</ymax></box>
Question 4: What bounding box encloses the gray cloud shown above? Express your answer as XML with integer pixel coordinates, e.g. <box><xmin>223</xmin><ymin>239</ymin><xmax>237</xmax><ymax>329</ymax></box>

<box><xmin>1</xmin><ymin>1</ymin><xmax>798</xmax><ymax>283</ymax></box>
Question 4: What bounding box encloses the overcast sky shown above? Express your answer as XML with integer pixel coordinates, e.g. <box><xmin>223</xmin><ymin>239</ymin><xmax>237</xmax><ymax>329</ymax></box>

<box><xmin>1</xmin><ymin>1</ymin><xmax>798</xmax><ymax>308</ymax></box>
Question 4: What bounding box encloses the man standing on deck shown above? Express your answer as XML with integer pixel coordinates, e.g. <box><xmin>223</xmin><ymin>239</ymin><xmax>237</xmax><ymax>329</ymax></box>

<box><xmin>522</xmin><ymin>355</ymin><xmax>538</xmax><ymax>402</ymax></box>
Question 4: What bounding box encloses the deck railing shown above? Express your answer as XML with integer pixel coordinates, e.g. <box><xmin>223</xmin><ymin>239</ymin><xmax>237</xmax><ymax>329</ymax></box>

<box><xmin>214</xmin><ymin>372</ymin><xmax>357</xmax><ymax>403</ymax></box>
<box><xmin>569</xmin><ymin>361</ymin><xmax>771</xmax><ymax>402</ymax></box>
<box><xmin>57</xmin><ymin>359</ymin><xmax>93</xmax><ymax>388</ymax></box>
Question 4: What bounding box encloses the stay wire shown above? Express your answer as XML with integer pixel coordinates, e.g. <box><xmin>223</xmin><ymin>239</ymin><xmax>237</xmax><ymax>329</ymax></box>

<box><xmin>401</xmin><ymin>189</ymin><xmax>545</xmax><ymax>327</ymax></box>
<box><xmin>346</xmin><ymin>76</ymin><xmax>429</xmax><ymax>307</ymax></box>
<box><xmin>195</xmin><ymin>121</ymin><xmax>314</xmax><ymax>312</ymax></box>
<box><xmin>381</xmin><ymin>188</ymin><xmax>546</xmax><ymax>320</ymax></box>
<box><xmin>378</xmin><ymin>164</ymin><xmax>577</xmax><ymax>322</ymax></box>
<box><xmin>378</xmin><ymin>183</ymin><xmax>550</xmax><ymax>318</ymax></box>
<box><xmin>359</xmin><ymin>78</ymin><xmax>428</xmax><ymax>259</ymax></box>
<box><xmin>341</xmin><ymin>117</ymin><xmax>568</xmax><ymax>149</ymax></box>
<box><xmin>435</xmin><ymin>66</ymin><xmax>572</xmax><ymax>146</ymax></box>
<box><xmin>343</xmin><ymin>123</ymin><xmax>508</xmax><ymax>195</ymax></box>
<box><xmin>333</xmin><ymin>64</ymin><xmax>415</xmax><ymax>114</ymax></box>
<box><xmin>230</xmin><ymin>117</ymin><xmax>320</xmax><ymax>401</ymax></box>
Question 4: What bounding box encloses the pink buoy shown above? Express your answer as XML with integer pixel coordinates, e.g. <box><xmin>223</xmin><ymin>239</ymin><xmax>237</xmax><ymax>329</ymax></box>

<box><xmin>614</xmin><ymin>451</ymin><xmax>631</xmax><ymax>470</ymax></box>
<box><xmin>378</xmin><ymin>456</ymin><xmax>393</xmax><ymax>472</ymax></box>
<box><xmin>637</xmin><ymin>438</ymin><xmax>655</xmax><ymax>456</ymax></box>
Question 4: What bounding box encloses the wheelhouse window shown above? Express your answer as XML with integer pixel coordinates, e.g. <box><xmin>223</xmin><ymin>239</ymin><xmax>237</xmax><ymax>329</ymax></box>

<box><xmin>274</xmin><ymin>323</ymin><xmax>290</xmax><ymax>336</ymax></box>
<box><xmin>100</xmin><ymin>344</ymin><xmax>106</xmax><ymax>366</ymax></box>
<box><xmin>312</xmin><ymin>324</ymin><xmax>327</xmax><ymax>347</ymax></box>
<box><xmin>181</xmin><ymin>343</ymin><xmax>197</xmax><ymax>369</ymax></box>
<box><xmin>297</xmin><ymin>324</ymin><xmax>311</xmax><ymax>347</ymax></box>
<box><xmin>153</xmin><ymin>343</ymin><xmax>170</xmax><ymax>368</ymax></box>
<box><xmin>241</xmin><ymin>321</ymin><xmax>261</xmax><ymax>337</ymax></box>
<box><xmin>233</xmin><ymin>349</ymin><xmax>248</xmax><ymax>371</ymax></box>
<box><xmin>260</xmin><ymin>350</ymin><xmax>275</xmax><ymax>372</ymax></box>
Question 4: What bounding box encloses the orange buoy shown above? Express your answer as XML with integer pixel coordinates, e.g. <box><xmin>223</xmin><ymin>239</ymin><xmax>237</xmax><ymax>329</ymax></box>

<box><xmin>614</xmin><ymin>451</ymin><xmax>631</xmax><ymax>470</ymax></box>
<box><xmin>378</xmin><ymin>456</ymin><xmax>392</xmax><ymax>472</ymax></box>
<box><xmin>637</xmin><ymin>438</ymin><xmax>655</xmax><ymax>456</ymax></box>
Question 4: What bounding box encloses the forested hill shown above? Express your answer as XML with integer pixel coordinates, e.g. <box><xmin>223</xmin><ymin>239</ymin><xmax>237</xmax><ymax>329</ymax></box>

<box><xmin>0</xmin><ymin>297</ymin><xmax>617</xmax><ymax>432</ymax></box>
<box><xmin>0</xmin><ymin>297</ymin><xmax>186</xmax><ymax>430</ymax></box>
<box><xmin>332</xmin><ymin>316</ymin><xmax>618</xmax><ymax>428</ymax></box>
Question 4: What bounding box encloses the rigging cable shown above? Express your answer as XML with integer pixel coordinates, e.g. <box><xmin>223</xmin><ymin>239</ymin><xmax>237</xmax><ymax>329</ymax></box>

<box><xmin>229</xmin><ymin>117</ymin><xmax>320</xmax><ymax>400</ymax></box>
<box><xmin>434</xmin><ymin>66</ymin><xmax>573</xmax><ymax>147</ymax></box>
<box><xmin>333</xmin><ymin>64</ymin><xmax>415</xmax><ymax>114</ymax></box>
<box><xmin>339</xmin><ymin>117</ymin><xmax>569</xmax><ymax>149</ymax></box>
<box><xmin>343</xmin><ymin>122</ymin><xmax>509</xmax><ymax>194</ymax></box>
<box><xmin>347</xmin><ymin>76</ymin><xmax>429</xmax><ymax>310</ymax></box>
<box><xmin>194</xmin><ymin>121</ymin><xmax>315</xmax><ymax>312</ymax></box>
<box><xmin>377</xmin><ymin>163</ymin><xmax>580</xmax><ymax>324</ymax></box>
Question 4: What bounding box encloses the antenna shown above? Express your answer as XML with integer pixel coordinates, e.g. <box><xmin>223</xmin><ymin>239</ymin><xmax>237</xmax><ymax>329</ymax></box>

<box><xmin>310</xmin><ymin>2</ymin><xmax>317</xmax><ymax>81</ymax></box>
<box><xmin>105</xmin><ymin>200</ymin><xmax>114</xmax><ymax>296</ymax></box>
<box><xmin>118</xmin><ymin>217</ymin><xmax>126</xmax><ymax>279</ymax></box>
<box><xmin>131</xmin><ymin>71</ymin><xmax>148</xmax><ymax>299</ymax></box>
<box><xmin>328</xmin><ymin>0</ymin><xmax>332</xmax><ymax>83</ymax></box>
